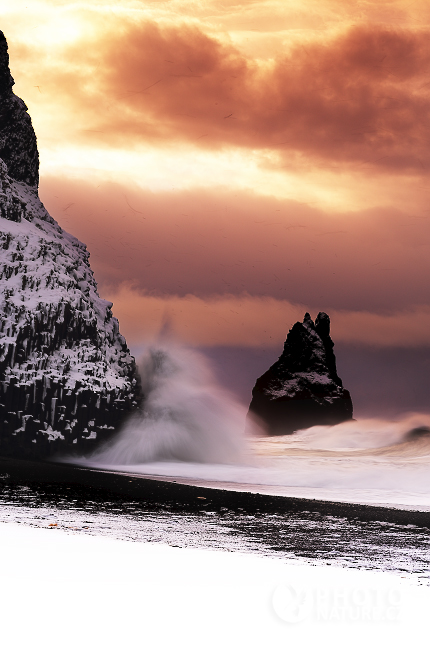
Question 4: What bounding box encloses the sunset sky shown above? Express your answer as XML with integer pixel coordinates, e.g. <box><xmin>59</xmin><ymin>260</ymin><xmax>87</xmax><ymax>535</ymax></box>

<box><xmin>3</xmin><ymin>0</ymin><xmax>430</xmax><ymax>414</ymax></box>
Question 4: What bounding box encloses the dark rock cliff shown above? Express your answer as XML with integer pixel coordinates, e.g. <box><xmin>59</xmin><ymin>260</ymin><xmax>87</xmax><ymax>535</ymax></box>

<box><xmin>248</xmin><ymin>312</ymin><xmax>353</xmax><ymax>435</ymax></box>
<box><xmin>0</xmin><ymin>31</ymin><xmax>140</xmax><ymax>459</ymax></box>
<box><xmin>0</xmin><ymin>32</ymin><xmax>38</xmax><ymax>188</ymax></box>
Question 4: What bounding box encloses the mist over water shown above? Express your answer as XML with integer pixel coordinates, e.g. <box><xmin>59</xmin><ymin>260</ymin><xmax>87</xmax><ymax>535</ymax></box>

<box><xmin>68</xmin><ymin>343</ymin><xmax>430</xmax><ymax>509</ymax></box>
<box><xmin>89</xmin><ymin>344</ymin><xmax>248</xmax><ymax>465</ymax></box>
<box><xmin>249</xmin><ymin>416</ymin><xmax>430</xmax><ymax>507</ymax></box>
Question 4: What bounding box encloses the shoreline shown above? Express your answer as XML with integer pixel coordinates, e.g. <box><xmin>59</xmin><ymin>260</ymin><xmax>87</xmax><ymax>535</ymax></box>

<box><xmin>1</xmin><ymin>456</ymin><xmax>429</xmax><ymax>529</ymax></box>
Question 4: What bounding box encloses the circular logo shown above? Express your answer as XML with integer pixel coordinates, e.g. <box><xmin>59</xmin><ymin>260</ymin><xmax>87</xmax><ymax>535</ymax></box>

<box><xmin>272</xmin><ymin>583</ymin><xmax>311</xmax><ymax>623</ymax></box>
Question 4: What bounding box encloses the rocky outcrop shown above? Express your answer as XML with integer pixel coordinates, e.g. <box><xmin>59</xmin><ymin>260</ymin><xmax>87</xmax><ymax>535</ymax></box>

<box><xmin>248</xmin><ymin>312</ymin><xmax>353</xmax><ymax>435</ymax></box>
<box><xmin>0</xmin><ymin>31</ymin><xmax>140</xmax><ymax>459</ymax></box>
<box><xmin>0</xmin><ymin>32</ymin><xmax>38</xmax><ymax>188</ymax></box>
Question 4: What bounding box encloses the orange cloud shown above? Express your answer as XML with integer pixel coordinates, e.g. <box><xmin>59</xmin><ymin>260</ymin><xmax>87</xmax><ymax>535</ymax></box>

<box><xmin>92</xmin><ymin>285</ymin><xmax>430</xmax><ymax>349</ymax></box>
<box><xmin>33</xmin><ymin>21</ymin><xmax>430</xmax><ymax>173</ymax></box>
<box><xmin>39</xmin><ymin>176</ymin><xmax>430</xmax><ymax>314</ymax></box>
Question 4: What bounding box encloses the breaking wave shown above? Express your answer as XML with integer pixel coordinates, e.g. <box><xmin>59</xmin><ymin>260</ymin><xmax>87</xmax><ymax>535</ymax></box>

<box><xmin>87</xmin><ymin>344</ymin><xmax>248</xmax><ymax>465</ymax></box>
<box><xmin>271</xmin><ymin>414</ymin><xmax>430</xmax><ymax>455</ymax></box>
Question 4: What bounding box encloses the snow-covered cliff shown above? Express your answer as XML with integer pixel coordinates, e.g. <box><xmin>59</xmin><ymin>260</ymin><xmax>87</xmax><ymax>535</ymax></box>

<box><xmin>0</xmin><ymin>31</ymin><xmax>140</xmax><ymax>458</ymax></box>
<box><xmin>248</xmin><ymin>312</ymin><xmax>353</xmax><ymax>435</ymax></box>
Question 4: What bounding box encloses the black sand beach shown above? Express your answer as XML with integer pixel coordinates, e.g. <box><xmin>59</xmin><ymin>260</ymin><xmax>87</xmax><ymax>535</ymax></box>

<box><xmin>1</xmin><ymin>457</ymin><xmax>429</xmax><ymax>584</ymax></box>
<box><xmin>1</xmin><ymin>457</ymin><xmax>429</xmax><ymax>528</ymax></box>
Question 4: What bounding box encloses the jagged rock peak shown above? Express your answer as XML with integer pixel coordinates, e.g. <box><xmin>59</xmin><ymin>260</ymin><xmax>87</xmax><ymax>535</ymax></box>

<box><xmin>248</xmin><ymin>312</ymin><xmax>353</xmax><ymax>435</ymax></box>
<box><xmin>283</xmin><ymin>311</ymin><xmax>342</xmax><ymax>387</ymax></box>
<box><xmin>0</xmin><ymin>31</ymin><xmax>39</xmax><ymax>188</ymax></box>
<box><xmin>0</xmin><ymin>32</ymin><xmax>14</xmax><ymax>93</ymax></box>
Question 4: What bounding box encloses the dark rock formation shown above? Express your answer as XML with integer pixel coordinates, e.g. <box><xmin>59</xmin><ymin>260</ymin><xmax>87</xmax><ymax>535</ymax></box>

<box><xmin>0</xmin><ymin>31</ymin><xmax>141</xmax><ymax>459</ymax></box>
<box><xmin>0</xmin><ymin>32</ymin><xmax>38</xmax><ymax>188</ymax></box>
<box><xmin>248</xmin><ymin>312</ymin><xmax>353</xmax><ymax>435</ymax></box>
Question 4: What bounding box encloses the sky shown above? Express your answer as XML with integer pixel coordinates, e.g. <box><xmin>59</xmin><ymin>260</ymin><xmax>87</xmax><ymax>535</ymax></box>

<box><xmin>3</xmin><ymin>0</ymin><xmax>430</xmax><ymax>415</ymax></box>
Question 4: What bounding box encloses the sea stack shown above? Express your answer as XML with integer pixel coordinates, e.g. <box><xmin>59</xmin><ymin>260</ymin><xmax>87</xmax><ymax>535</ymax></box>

<box><xmin>248</xmin><ymin>312</ymin><xmax>353</xmax><ymax>435</ymax></box>
<box><xmin>0</xmin><ymin>31</ymin><xmax>140</xmax><ymax>459</ymax></box>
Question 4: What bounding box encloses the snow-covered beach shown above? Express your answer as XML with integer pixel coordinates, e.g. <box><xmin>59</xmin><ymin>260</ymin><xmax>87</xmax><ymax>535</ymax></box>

<box><xmin>1</xmin><ymin>520</ymin><xmax>429</xmax><ymax>645</ymax></box>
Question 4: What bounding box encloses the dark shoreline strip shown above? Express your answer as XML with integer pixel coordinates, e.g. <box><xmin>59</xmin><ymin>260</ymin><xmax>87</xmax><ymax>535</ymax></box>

<box><xmin>0</xmin><ymin>457</ymin><xmax>429</xmax><ymax>528</ymax></box>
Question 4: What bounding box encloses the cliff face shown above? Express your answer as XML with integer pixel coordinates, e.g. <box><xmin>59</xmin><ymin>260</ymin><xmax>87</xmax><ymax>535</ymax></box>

<box><xmin>0</xmin><ymin>33</ymin><xmax>38</xmax><ymax>188</ymax></box>
<box><xmin>0</xmin><ymin>31</ymin><xmax>140</xmax><ymax>459</ymax></box>
<box><xmin>248</xmin><ymin>312</ymin><xmax>353</xmax><ymax>435</ymax></box>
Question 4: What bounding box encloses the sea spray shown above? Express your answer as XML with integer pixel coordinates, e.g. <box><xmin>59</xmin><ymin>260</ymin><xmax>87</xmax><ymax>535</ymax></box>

<box><xmin>88</xmin><ymin>344</ymin><xmax>248</xmax><ymax>465</ymax></box>
<box><xmin>270</xmin><ymin>414</ymin><xmax>430</xmax><ymax>452</ymax></box>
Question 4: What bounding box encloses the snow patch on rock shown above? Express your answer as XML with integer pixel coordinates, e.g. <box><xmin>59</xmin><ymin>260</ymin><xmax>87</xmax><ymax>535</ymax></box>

<box><xmin>0</xmin><ymin>31</ymin><xmax>140</xmax><ymax>458</ymax></box>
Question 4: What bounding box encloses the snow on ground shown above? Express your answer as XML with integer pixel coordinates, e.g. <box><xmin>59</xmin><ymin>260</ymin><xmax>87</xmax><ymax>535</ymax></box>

<box><xmin>0</xmin><ymin>521</ymin><xmax>429</xmax><ymax>645</ymax></box>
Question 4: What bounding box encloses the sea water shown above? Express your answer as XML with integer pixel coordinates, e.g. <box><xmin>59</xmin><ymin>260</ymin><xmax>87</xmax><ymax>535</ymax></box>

<box><xmin>71</xmin><ymin>343</ymin><xmax>430</xmax><ymax>511</ymax></box>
